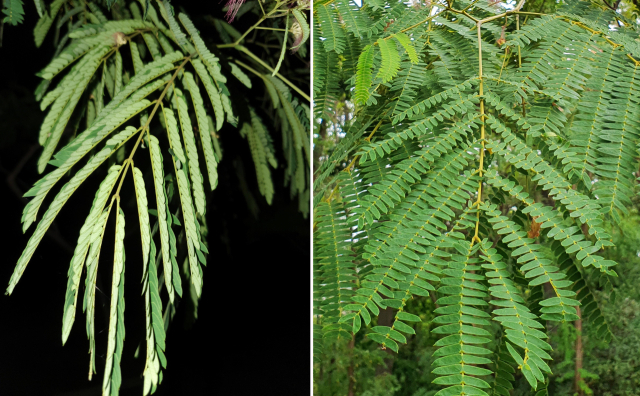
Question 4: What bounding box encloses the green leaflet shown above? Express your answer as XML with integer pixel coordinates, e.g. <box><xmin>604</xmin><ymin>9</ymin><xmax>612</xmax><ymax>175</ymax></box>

<box><xmin>86</xmin><ymin>100</ymin><xmax>96</xmax><ymax>129</ymax></box>
<box><xmin>479</xmin><ymin>239</ymin><xmax>552</xmax><ymax>383</ymax></box>
<box><xmin>38</xmin><ymin>45</ymin><xmax>111</xmax><ymax>173</ymax></box>
<box><xmin>40</xmin><ymin>77</ymin><xmax>65</xmax><ymax>112</ymax></box>
<box><xmin>262</xmin><ymin>74</ymin><xmax>281</xmax><ymax>109</ymax></box>
<box><xmin>157</xmin><ymin>29</ymin><xmax>177</xmax><ymax>55</ymax></box>
<box><xmin>8</xmin><ymin>127</ymin><xmax>138</xmax><ymax>295</ymax></box>
<box><xmin>184</xmin><ymin>71</ymin><xmax>219</xmax><ymax>190</ymax></box>
<box><xmin>33</xmin><ymin>0</ymin><xmax>66</xmax><ymax>47</ymax></box>
<box><xmin>102</xmin><ymin>208</ymin><xmax>126</xmax><ymax>396</ymax></box>
<box><xmin>250</xmin><ymin>109</ymin><xmax>277</xmax><ymax>168</ymax></box>
<box><xmin>166</xmin><ymin>199</ymin><xmax>183</xmax><ymax>298</ymax></box>
<box><xmin>143</xmin><ymin>239</ymin><xmax>166</xmax><ymax>395</ymax></box>
<box><xmin>191</xmin><ymin>58</ymin><xmax>225</xmax><ymax>131</ymax></box>
<box><xmin>34</xmin><ymin>0</ymin><xmax>44</xmax><ymax>18</ymax></box>
<box><xmin>162</xmin><ymin>106</ymin><xmax>186</xmax><ymax>164</ymax></box>
<box><xmin>359</xmin><ymin>96</ymin><xmax>479</xmax><ymax>164</ymax></box>
<box><xmin>354</xmin><ymin>45</ymin><xmax>374</xmax><ymax>106</ymax></box>
<box><xmin>165</xmin><ymin>112</ymin><xmax>203</xmax><ymax>294</ymax></box>
<box><xmin>130</xmin><ymin>41</ymin><xmax>145</xmax><ymax>74</ymax></box>
<box><xmin>105</xmin><ymin>58</ymin><xmax>115</xmax><ymax>100</ymax></box>
<box><xmin>277</xmin><ymin>89</ymin><xmax>310</xmax><ymax>163</ymax></box>
<box><xmin>149</xmin><ymin>135</ymin><xmax>175</xmax><ymax>302</ymax></box>
<box><xmin>95</xmin><ymin>68</ymin><xmax>106</xmax><ymax>115</ymax></box>
<box><xmin>481</xmin><ymin>202</ymin><xmax>583</xmax><ymax>320</ymax></box>
<box><xmin>34</xmin><ymin>14</ymin><xmax>53</xmax><ymax>47</ymax></box>
<box><xmin>38</xmin><ymin>20</ymin><xmax>156</xmax><ymax>80</ymax></box>
<box><xmin>133</xmin><ymin>167</ymin><xmax>151</xmax><ymax>271</ymax></box>
<box><xmin>314</xmin><ymin>200</ymin><xmax>355</xmax><ymax>342</ymax></box>
<box><xmin>84</xmin><ymin>208</ymin><xmax>111</xmax><ymax>378</ymax></box>
<box><xmin>143</xmin><ymin>32</ymin><xmax>163</xmax><ymax>60</ymax></box>
<box><xmin>376</xmin><ymin>38</ymin><xmax>401</xmax><ymax>84</ymax></box>
<box><xmin>431</xmin><ymin>241</ymin><xmax>493</xmax><ymax>395</ymax></box>
<box><xmin>175</xmin><ymin>168</ymin><xmax>203</xmax><ymax>297</ymax></box>
<box><xmin>130</xmin><ymin>2</ymin><xmax>142</xmax><ymax>19</ymax></box>
<box><xmin>393</xmin><ymin>33</ymin><xmax>419</xmax><ymax>63</ymax></box>
<box><xmin>207</xmin><ymin>115</ymin><xmax>223</xmax><ymax>161</ymax></box>
<box><xmin>62</xmin><ymin>164</ymin><xmax>122</xmax><ymax>345</ymax></box>
<box><xmin>2</xmin><ymin>0</ymin><xmax>25</xmax><ymax>25</ymax></box>
<box><xmin>317</xmin><ymin>4</ymin><xmax>345</xmax><ymax>54</ymax></box>
<box><xmin>229</xmin><ymin>62</ymin><xmax>252</xmax><ymax>89</ymax></box>
<box><xmin>139</xmin><ymin>0</ymin><xmax>166</xmax><ymax>29</ymax></box>
<box><xmin>161</xmin><ymin>0</ymin><xmax>189</xmax><ymax>51</ymax></box>
<box><xmin>114</xmin><ymin>50</ymin><xmax>123</xmax><ymax>97</ymax></box>
<box><xmin>220</xmin><ymin>93</ymin><xmax>236</xmax><ymax>126</ymax></box>
<box><xmin>182</xmin><ymin>255</ymin><xmax>200</xmax><ymax>327</ymax></box>
<box><xmin>245</xmin><ymin>121</ymin><xmax>274</xmax><ymax>204</ymax></box>
<box><xmin>392</xmin><ymin>78</ymin><xmax>478</xmax><ymax>123</ymax></box>
<box><xmin>174</xmin><ymin>87</ymin><xmax>206</xmax><ymax>215</ymax></box>
<box><xmin>179</xmin><ymin>13</ymin><xmax>227</xmax><ymax>83</ymax></box>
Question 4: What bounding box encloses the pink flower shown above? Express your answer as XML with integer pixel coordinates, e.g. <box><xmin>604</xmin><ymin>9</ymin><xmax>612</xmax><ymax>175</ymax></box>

<box><xmin>225</xmin><ymin>0</ymin><xmax>246</xmax><ymax>22</ymax></box>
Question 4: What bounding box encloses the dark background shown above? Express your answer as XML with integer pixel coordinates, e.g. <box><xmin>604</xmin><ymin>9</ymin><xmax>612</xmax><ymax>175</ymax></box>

<box><xmin>0</xmin><ymin>2</ymin><xmax>309</xmax><ymax>395</ymax></box>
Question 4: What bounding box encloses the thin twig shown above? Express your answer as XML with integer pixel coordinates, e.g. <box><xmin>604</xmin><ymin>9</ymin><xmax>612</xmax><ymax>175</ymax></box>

<box><xmin>236</xmin><ymin>45</ymin><xmax>310</xmax><ymax>101</ymax></box>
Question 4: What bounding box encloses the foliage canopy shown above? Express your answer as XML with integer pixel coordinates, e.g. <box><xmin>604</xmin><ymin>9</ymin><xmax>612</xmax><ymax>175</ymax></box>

<box><xmin>313</xmin><ymin>0</ymin><xmax>639</xmax><ymax>394</ymax></box>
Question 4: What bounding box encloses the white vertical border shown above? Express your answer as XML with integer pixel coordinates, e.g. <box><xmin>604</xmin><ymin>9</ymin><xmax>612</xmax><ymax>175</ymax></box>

<box><xmin>309</xmin><ymin>3</ymin><xmax>314</xmax><ymax>394</ymax></box>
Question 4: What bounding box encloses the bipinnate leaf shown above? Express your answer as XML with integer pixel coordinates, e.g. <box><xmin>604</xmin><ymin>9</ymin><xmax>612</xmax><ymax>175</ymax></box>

<box><xmin>8</xmin><ymin>127</ymin><xmax>137</xmax><ymax>296</ymax></box>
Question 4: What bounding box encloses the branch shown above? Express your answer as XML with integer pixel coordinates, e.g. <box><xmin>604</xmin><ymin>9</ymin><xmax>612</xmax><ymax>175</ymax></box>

<box><xmin>235</xmin><ymin>45</ymin><xmax>310</xmax><ymax>101</ymax></box>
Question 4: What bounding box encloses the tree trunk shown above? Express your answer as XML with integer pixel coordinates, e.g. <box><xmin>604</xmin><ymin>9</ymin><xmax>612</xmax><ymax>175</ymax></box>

<box><xmin>575</xmin><ymin>306</ymin><xmax>584</xmax><ymax>396</ymax></box>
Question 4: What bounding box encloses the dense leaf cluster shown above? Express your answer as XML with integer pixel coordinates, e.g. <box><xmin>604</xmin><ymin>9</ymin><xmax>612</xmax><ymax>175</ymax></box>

<box><xmin>313</xmin><ymin>0</ymin><xmax>639</xmax><ymax>394</ymax></box>
<box><xmin>6</xmin><ymin>0</ymin><xmax>309</xmax><ymax>395</ymax></box>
